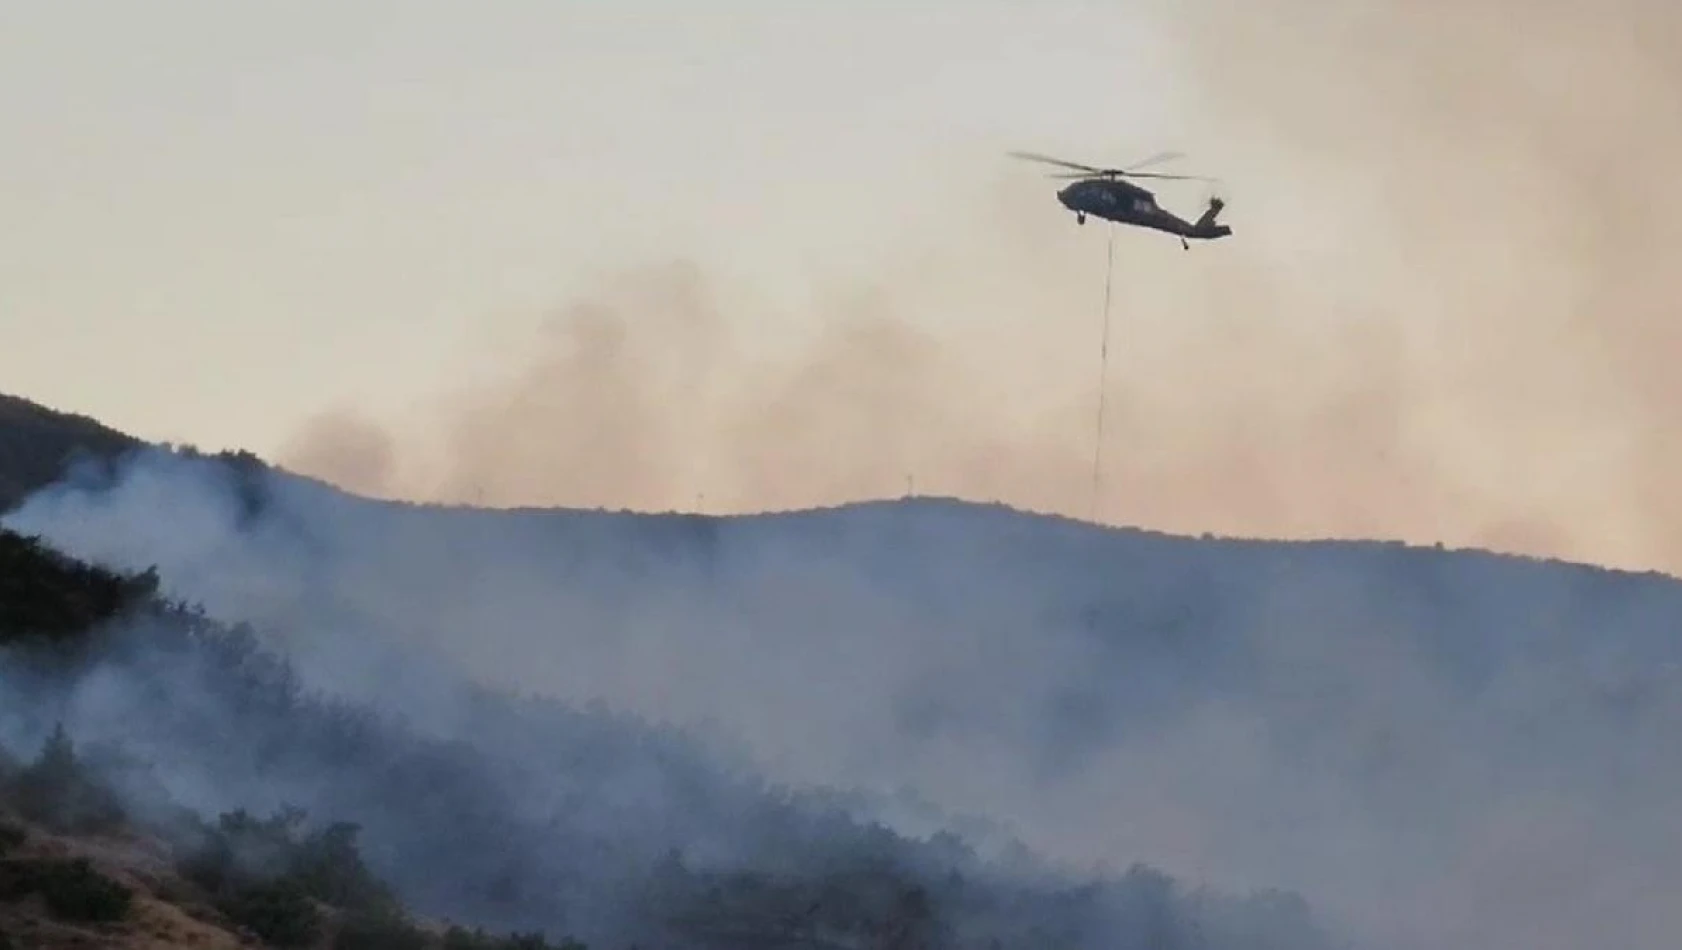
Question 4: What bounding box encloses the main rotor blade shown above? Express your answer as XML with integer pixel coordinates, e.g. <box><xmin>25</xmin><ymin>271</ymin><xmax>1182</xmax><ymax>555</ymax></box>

<box><xmin>1007</xmin><ymin>150</ymin><xmax>1104</xmax><ymax>174</ymax></box>
<box><xmin>1123</xmin><ymin>171</ymin><xmax>1216</xmax><ymax>182</ymax></box>
<box><xmin>1124</xmin><ymin>150</ymin><xmax>1185</xmax><ymax>172</ymax></box>
<box><xmin>1012</xmin><ymin>149</ymin><xmax>1216</xmax><ymax>184</ymax></box>
<box><xmin>1044</xmin><ymin>169</ymin><xmax>1212</xmax><ymax>182</ymax></box>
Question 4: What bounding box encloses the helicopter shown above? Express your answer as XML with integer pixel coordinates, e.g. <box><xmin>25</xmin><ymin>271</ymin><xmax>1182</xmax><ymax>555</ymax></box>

<box><xmin>1009</xmin><ymin>150</ymin><xmax>1230</xmax><ymax>249</ymax></box>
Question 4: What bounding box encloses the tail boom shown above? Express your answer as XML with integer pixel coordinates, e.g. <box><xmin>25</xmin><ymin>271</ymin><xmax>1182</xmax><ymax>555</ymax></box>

<box><xmin>1189</xmin><ymin>197</ymin><xmax>1231</xmax><ymax>239</ymax></box>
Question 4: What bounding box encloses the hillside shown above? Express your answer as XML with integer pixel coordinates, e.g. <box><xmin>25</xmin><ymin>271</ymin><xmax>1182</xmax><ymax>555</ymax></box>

<box><xmin>0</xmin><ymin>397</ymin><xmax>1344</xmax><ymax>948</ymax></box>
<box><xmin>0</xmin><ymin>529</ymin><xmax>596</xmax><ymax>950</ymax></box>
<box><xmin>0</xmin><ymin>778</ymin><xmax>570</xmax><ymax>950</ymax></box>
<box><xmin>4</xmin><ymin>393</ymin><xmax>1682</xmax><ymax>950</ymax></box>
<box><xmin>0</xmin><ymin>524</ymin><xmax>1337</xmax><ymax>950</ymax></box>
<box><xmin>0</xmin><ymin>396</ymin><xmax>142</xmax><ymax>515</ymax></box>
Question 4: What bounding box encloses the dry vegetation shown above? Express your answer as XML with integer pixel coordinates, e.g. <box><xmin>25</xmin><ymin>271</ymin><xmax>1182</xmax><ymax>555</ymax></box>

<box><xmin>0</xmin><ymin>738</ymin><xmax>581</xmax><ymax>949</ymax></box>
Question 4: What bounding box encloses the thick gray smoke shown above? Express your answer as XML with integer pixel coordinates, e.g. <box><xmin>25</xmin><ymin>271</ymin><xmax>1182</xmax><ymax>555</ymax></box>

<box><xmin>6</xmin><ymin>449</ymin><xmax>1682</xmax><ymax>950</ymax></box>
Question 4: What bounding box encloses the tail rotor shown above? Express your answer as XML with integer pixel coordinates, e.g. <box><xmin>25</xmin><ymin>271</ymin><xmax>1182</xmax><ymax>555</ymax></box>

<box><xmin>1201</xmin><ymin>179</ymin><xmax>1230</xmax><ymax>217</ymax></box>
<box><xmin>1191</xmin><ymin>182</ymin><xmax>1233</xmax><ymax>240</ymax></box>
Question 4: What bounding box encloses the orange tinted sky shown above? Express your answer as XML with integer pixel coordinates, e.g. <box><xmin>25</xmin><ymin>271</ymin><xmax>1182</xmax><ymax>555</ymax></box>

<box><xmin>6</xmin><ymin>1</ymin><xmax>1682</xmax><ymax>575</ymax></box>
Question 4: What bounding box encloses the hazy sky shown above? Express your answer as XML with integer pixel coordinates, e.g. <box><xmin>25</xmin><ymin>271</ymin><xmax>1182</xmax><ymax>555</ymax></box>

<box><xmin>7</xmin><ymin>2</ymin><xmax>1682</xmax><ymax>575</ymax></box>
<box><xmin>1</xmin><ymin>1</ymin><xmax>1195</xmax><ymax>447</ymax></box>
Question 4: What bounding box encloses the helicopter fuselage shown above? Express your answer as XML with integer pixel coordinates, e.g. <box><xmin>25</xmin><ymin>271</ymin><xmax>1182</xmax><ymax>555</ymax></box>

<box><xmin>1056</xmin><ymin>177</ymin><xmax>1231</xmax><ymax>245</ymax></box>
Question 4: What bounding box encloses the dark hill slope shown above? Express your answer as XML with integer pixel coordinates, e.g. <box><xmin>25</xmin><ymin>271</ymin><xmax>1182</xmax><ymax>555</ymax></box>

<box><xmin>5</xmin><ymin>394</ymin><xmax>1682</xmax><ymax>949</ymax></box>
<box><xmin>0</xmin><ymin>395</ymin><xmax>142</xmax><ymax>513</ymax></box>
<box><xmin>0</xmin><ymin>523</ymin><xmax>1339</xmax><ymax>950</ymax></box>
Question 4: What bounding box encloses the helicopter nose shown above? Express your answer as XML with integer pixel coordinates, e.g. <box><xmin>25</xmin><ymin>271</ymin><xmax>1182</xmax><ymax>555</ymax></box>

<box><xmin>1056</xmin><ymin>186</ymin><xmax>1075</xmax><ymax>208</ymax></box>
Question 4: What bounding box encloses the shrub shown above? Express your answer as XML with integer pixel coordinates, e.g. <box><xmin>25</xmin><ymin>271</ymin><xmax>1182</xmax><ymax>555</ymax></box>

<box><xmin>218</xmin><ymin>877</ymin><xmax>321</xmax><ymax>947</ymax></box>
<box><xmin>442</xmin><ymin>926</ymin><xmax>586</xmax><ymax>950</ymax></box>
<box><xmin>178</xmin><ymin>806</ymin><xmax>401</xmax><ymax>947</ymax></box>
<box><xmin>0</xmin><ymin>821</ymin><xmax>25</xmax><ymax>855</ymax></box>
<box><xmin>333</xmin><ymin>909</ymin><xmax>432</xmax><ymax>950</ymax></box>
<box><xmin>0</xmin><ymin>857</ymin><xmax>133</xmax><ymax>924</ymax></box>
<box><xmin>7</xmin><ymin>723</ymin><xmax>126</xmax><ymax>835</ymax></box>
<box><xmin>38</xmin><ymin>857</ymin><xmax>133</xmax><ymax>923</ymax></box>
<box><xmin>0</xmin><ymin>528</ymin><xmax>157</xmax><ymax>648</ymax></box>
<box><xmin>287</xmin><ymin>819</ymin><xmax>397</xmax><ymax>915</ymax></box>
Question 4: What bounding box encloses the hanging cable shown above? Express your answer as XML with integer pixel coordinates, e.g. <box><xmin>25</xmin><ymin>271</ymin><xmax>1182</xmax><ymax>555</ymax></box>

<box><xmin>1090</xmin><ymin>222</ymin><xmax>1117</xmax><ymax>521</ymax></box>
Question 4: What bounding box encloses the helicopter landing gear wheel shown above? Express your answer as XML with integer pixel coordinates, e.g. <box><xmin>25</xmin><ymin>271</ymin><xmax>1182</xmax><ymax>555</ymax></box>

<box><xmin>1076</xmin><ymin>212</ymin><xmax>1086</xmax><ymax>225</ymax></box>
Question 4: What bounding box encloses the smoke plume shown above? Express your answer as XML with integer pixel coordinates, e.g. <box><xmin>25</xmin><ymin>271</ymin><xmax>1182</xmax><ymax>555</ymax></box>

<box><xmin>276</xmin><ymin>0</ymin><xmax>1682</xmax><ymax>579</ymax></box>
<box><xmin>13</xmin><ymin>4</ymin><xmax>1682</xmax><ymax>948</ymax></box>
<box><xmin>1151</xmin><ymin>0</ymin><xmax>1682</xmax><ymax>566</ymax></box>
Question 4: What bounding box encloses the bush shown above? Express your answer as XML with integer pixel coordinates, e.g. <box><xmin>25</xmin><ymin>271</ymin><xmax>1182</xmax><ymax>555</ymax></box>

<box><xmin>0</xmin><ymin>857</ymin><xmax>133</xmax><ymax>924</ymax></box>
<box><xmin>38</xmin><ymin>857</ymin><xmax>133</xmax><ymax>923</ymax></box>
<box><xmin>7</xmin><ymin>724</ymin><xmax>126</xmax><ymax>835</ymax></box>
<box><xmin>334</xmin><ymin>909</ymin><xmax>432</xmax><ymax>950</ymax></box>
<box><xmin>180</xmin><ymin>807</ymin><xmax>391</xmax><ymax>909</ymax></box>
<box><xmin>288</xmin><ymin>819</ymin><xmax>397</xmax><ymax>915</ymax></box>
<box><xmin>0</xmin><ymin>528</ymin><xmax>157</xmax><ymax>648</ymax></box>
<box><xmin>0</xmin><ymin>821</ymin><xmax>24</xmax><ymax>855</ymax></box>
<box><xmin>218</xmin><ymin>877</ymin><xmax>320</xmax><ymax>948</ymax></box>
<box><xmin>179</xmin><ymin>806</ymin><xmax>403</xmax><ymax>947</ymax></box>
<box><xmin>442</xmin><ymin>926</ymin><xmax>585</xmax><ymax>950</ymax></box>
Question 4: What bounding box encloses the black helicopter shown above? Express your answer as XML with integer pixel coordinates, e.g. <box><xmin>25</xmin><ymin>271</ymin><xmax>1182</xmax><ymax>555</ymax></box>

<box><xmin>1010</xmin><ymin>150</ymin><xmax>1230</xmax><ymax>249</ymax></box>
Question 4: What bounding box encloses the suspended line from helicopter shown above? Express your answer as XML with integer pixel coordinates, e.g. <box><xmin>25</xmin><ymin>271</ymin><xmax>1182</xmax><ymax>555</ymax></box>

<box><xmin>1006</xmin><ymin>147</ymin><xmax>1230</xmax><ymax>521</ymax></box>
<box><xmin>1089</xmin><ymin>214</ymin><xmax>1118</xmax><ymax>521</ymax></box>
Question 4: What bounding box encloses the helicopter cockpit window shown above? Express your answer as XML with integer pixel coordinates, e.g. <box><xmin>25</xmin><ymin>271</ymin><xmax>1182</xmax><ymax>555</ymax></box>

<box><xmin>1132</xmin><ymin>196</ymin><xmax>1154</xmax><ymax>213</ymax></box>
